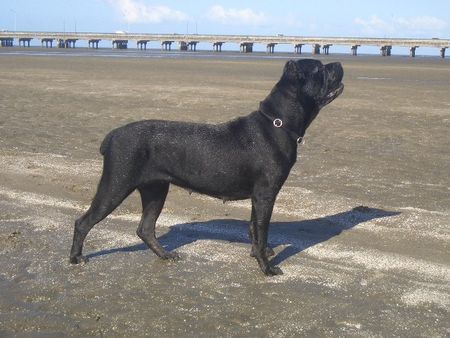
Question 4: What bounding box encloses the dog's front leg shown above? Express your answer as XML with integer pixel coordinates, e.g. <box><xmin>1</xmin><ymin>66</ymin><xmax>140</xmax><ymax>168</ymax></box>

<box><xmin>251</xmin><ymin>192</ymin><xmax>283</xmax><ymax>276</ymax></box>
<box><xmin>249</xmin><ymin>204</ymin><xmax>275</xmax><ymax>258</ymax></box>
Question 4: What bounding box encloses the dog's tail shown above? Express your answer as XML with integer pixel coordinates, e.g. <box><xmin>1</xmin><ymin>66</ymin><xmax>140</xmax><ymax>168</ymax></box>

<box><xmin>99</xmin><ymin>131</ymin><xmax>113</xmax><ymax>155</ymax></box>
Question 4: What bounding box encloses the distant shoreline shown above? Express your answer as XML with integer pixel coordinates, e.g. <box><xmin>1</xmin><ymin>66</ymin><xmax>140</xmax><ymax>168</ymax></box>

<box><xmin>1</xmin><ymin>47</ymin><xmax>448</xmax><ymax>61</ymax></box>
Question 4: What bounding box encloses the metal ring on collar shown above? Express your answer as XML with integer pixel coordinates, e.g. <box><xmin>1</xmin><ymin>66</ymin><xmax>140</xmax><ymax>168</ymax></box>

<box><xmin>273</xmin><ymin>118</ymin><xmax>283</xmax><ymax>128</ymax></box>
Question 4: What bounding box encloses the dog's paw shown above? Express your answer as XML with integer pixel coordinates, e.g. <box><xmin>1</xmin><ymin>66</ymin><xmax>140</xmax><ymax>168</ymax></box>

<box><xmin>161</xmin><ymin>251</ymin><xmax>181</xmax><ymax>261</ymax></box>
<box><xmin>250</xmin><ymin>246</ymin><xmax>275</xmax><ymax>257</ymax></box>
<box><xmin>264</xmin><ymin>265</ymin><xmax>283</xmax><ymax>276</ymax></box>
<box><xmin>69</xmin><ymin>255</ymin><xmax>88</xmax><ymax>265</ymax></box>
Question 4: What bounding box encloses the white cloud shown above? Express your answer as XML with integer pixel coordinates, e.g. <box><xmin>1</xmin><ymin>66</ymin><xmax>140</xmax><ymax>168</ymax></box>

<box><xmin>354</xmin><ymin>15</ymin><xmax>448</xmax><ymax>37</ymax></box>
<box><xmin>107</xmin><ymin>0</ymin><xmax>188</xmax><ymax>23</ymax></box>
<box><xmin>354</xmin><ymin>16</ymin><xmax>393</xmax><ymax>36</ymax></box>
<box><xmin>393</xmin><ymin>16</ymin><xmax>448</xmax><ymax>31</ymax></box>
<box><xmin>207</xmin><ymin>5</ymin><xmax>267</xmax><ymax>26</ymax></box>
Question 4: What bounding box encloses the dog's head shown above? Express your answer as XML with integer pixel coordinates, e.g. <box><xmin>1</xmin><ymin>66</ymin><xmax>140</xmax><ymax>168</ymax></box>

<box><xmin>265</xmin><ymin>59</ymin><xmax>344</xmax><ymax>131</ymax></box>
<box><xmin>260</xmin><ymin>59</ymin><xmax>343</xmax><ymax>134</ymax></box>
<box><xmin>281</xmin><ymin>58</ymin><xmax>344</xmax><ymax>109</ymax></box>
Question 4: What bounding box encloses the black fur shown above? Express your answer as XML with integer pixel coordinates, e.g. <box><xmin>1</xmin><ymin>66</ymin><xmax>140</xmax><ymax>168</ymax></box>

<box><xmin>70</xmin><ymin>59</ymin><xmax>344</xmax><ymax>276</ymax></box>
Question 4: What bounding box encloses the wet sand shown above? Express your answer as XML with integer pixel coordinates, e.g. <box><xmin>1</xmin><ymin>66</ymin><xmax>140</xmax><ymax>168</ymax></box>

<box><xmin>0</xmin><ymin>49</ymin><xmax>449</xmax><ymax>336</ymax></box>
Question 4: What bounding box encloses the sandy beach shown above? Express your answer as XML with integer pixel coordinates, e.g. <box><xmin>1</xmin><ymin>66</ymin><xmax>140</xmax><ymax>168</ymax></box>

<box><xmin>0</xmin><ymin>49</ymin><xmax>449</xmax><ymax>336</ymax></box>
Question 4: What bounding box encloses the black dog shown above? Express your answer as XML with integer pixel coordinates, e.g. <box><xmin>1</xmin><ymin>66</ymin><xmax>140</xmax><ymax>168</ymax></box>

<box><xmin>70</xmin><ymin>59</ymin><xmax>344</xmax><ymax>276</ymax></box>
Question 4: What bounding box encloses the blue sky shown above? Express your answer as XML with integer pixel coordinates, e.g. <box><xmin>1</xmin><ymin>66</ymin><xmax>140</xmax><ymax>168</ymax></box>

<box><xmin>2</xmin><ymin>0</ymin><xmax>450</xmax><ymax>39</ymax></box>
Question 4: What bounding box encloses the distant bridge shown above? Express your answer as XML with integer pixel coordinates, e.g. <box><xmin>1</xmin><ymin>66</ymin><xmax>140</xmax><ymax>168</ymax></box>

<box><xmin>1</xmin><ymin>31</ymin><xmax>449</xmax><ymax>57</ymax></box>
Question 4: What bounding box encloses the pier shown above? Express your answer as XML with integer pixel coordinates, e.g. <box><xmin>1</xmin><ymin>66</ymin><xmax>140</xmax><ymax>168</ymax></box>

<box><xmin>1</xmin><ymin>31</ymin><xmax>449</xmax><ymax>57</ymax></box>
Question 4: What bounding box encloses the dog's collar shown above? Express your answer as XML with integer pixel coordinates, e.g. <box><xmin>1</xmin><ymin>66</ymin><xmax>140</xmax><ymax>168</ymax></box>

<box><xmin>258</xmin><ymin>110</ymin><xmax>305</xmax><ymax>144</ymax></box>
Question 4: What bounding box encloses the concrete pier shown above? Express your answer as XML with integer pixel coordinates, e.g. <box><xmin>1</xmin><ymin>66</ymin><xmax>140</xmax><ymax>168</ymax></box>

<box><xmin>88</xmin><ymin>39</ymin><xmax>101</xmax><ymax>49</ymax></box>
<box><xmin>57</xmin><ymin>39</ymin><xmax>77</xmax><ymax>48</ymax></box>
<box><xmin>266</xmin><ymin>43</ymin><xmax>276</xmax><ymax>53</ymax></box>
<box><xmin>312</xmin><ymin>44</ymin><xmax>321</xmax><ymax>55</ymax></box>
<box><xmin>112</xmin><ymin>40</ymin><xmax>128</xmax><ymax>49</ymax></box>
<box><xmin>19</xmin><ymin>38</ymin><xmax>32</xmax><ymax>47</ymax></box>
<box><xmin>41</xmin><ymin>38</ymin><xmax>54</xmax><ymax>48</ymax></box>
<box><xmin>351</xmin><ymin>45</ymin><xmax>360</xmax><ymax>56</ymax></box>
<box><xmin>294</xmin><ymin>44</ymin><xmax>303</xmax><ymax>54</ymax></box>
<box><xmin>137</xmin><ymin>40</ymin><xmax>150</xmax><ymax>50</ymax></box>
<box><xmin>179</xmin><ymin>41</ymin><xmax>188</xmax><ymax>51</ymax></box>
<box><xmin>240</xmin><ymin>42</ymin><xmax>253</xmax><ymax>53</ymax></box>
<box><xmin>380</xmin><ymin>45</ymin><xmax>392</xmax><ymax>56</ymax></box>
<box><xmin>161</xmin><ymin>41</ymin><xmax>173</xmax><ymax>51</ymax></box>
<box><xmin>322</xmin><ymin>44</ymin><xmax>332</xmax><ymax>55</ymax></box>
<box><xmin>178</xmin><ymin>41</ymin><xmax>198</xmax><ymax>51</ymax></box>
<box><xmin>188</xmin><ymin>41</ymin><xmax>198</xmax><ymax>51</ymax></box>
<box><xmin>1</xmin><ymin>32</ymin><xmax>449</xmax><ymax>58</ymax></box>
<box><xmin>0</xmin><ymin>37</ymin><xmax>14</xmax><ymax>47</ymax></box>
<box><xmin>213</xmin><ymin>42</ymin><xmax>223</xmax><ymax>52</ymax></box>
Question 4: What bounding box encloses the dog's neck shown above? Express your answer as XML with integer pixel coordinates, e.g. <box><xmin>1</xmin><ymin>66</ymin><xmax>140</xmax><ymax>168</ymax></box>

<box><xmin>259</xmin><ymin>85</ymin><xmax>307</xmax><ymax>141</ymax></box>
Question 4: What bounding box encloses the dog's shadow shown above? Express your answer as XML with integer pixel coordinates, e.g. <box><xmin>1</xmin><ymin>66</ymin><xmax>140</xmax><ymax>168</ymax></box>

<box><xmin>87</xmin><ymin>206</ymin><xmax>400</xmax><ymax>265</ymax></box>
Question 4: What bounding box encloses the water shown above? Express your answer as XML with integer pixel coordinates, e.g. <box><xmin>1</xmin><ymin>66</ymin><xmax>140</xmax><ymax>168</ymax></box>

<box><xmin>0</xmin><ymin>46</ymin><xmax>447</xmax><ymax>61</ymax></box>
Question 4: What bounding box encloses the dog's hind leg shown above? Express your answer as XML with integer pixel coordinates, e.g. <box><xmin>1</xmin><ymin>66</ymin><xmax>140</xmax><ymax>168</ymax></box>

<box><xmin>69</xmin><ymin>163</ymin><xmax>136</xmax><ymax>264</ymax></box>
<box><xmin>137</xmin><ymin>182</ymin><xmax>179</xmax><ymax>260</ymax></box>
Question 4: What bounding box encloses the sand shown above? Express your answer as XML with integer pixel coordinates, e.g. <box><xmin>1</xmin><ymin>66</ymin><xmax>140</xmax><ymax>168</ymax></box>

<box><xmin>0</xmin><ymin>49</ymin><xmax>449</xmax><ymax>337</ymax></box>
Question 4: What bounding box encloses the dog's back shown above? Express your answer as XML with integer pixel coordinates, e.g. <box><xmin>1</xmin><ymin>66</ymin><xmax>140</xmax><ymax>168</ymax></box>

<box><xmin>96</xmin><ymin>115</ymin><xmax>284</xmax><ymax>200</ymax></box>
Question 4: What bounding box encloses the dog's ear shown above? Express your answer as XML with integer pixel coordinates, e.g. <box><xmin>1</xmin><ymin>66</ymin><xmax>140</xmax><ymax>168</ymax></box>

<box><xmin>281</xmin><ymin>60</ymin><xmax>304</xmax><ymax>84</ymax></box>
<box><xmin>283</xmin><ymin>60</ymin><xmax>297</xmax><ymax>77</ymax></box>
<box><xmin>284</xmin><ymin>60</ymin><xmax>296</xmax><ymax>73</ymax></box>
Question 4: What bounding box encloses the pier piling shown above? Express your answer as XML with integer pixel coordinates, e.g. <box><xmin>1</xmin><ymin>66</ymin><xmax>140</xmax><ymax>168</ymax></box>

<box><xmin>89</xmin><ymin>39</ymin><xmax>101</xmax><ymax>49</ymax></box>
<box><xmin>0</xmin><ymin>37</ymin><xmax>14</xmax><ymax>47</ymax></box>
<box><xmin>137</xmin><ymin>40</ymin><xmax>150</xmax><ymax>50</ymax></box>
<box><xmin>266</xmin><ymin>43</ymin><xmax>276</xmax><ymax>53</ymax></box>
<box><xmin>294</xmin><ymin>44</ymin><xmax>303</xmax><ymax>54</ymax></box>
<box><xmin>240</xmin><ymin>42</ymin><xmax>253</xmax><ymax>53</ymax></box>
<box><xmin>410</xmin><ymin>46</ymin><xmax>418</xmax><ymax>57</ymax></box>
<box><xmin>41</xmin><ymin>38</ymin><xmax>54</xmax><ymax>48</ymax></box>
<box><xmin>312</xmin><ymin>44</ymin><xmax>321</xmax><ymax>55</ymax></box>
<box><xmin>213</xmin><ymin>42</ymin><xmax>223</xmax><ymax>52</ymax></box>
<box><xmin>322</xmin><ymin>44</ymin><xmax>332</xmax><ymax>55</ymax></box>
<box><xmin>380</xmin><ymin>45</ymin><xmax>392</xmax><ymax>56</ymax></box>
<box><xmin>161</xmin><ymin>41</ymin><xmax>173</xmax><ymax>51</ymax></box>
<box><xmin>112</xmin><ymin>40</ymin><xmax>128</xmax><ymax>49</ymax></box>
<box><xmin>19</xmin><ymin>38</ymin><xmax>32</xmax><ymax>47</ymax></box>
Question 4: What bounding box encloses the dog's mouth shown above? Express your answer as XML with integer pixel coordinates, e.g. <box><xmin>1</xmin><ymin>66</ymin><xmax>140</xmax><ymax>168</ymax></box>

<box><xmin>327</xmin><ymin>83</ymin><xmax>344</xmax><ymax>100</ymax></box>
<box><xmin>320</xmin><ymin>82</ymin><xmax>344</xmax><ymax>107</ymax></box>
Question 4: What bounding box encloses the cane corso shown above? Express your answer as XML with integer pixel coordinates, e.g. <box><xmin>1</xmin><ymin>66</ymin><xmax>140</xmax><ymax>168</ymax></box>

<box><xmin>70</xmin><ymin>59</ymin><xmax>344</xmax><ymax>276</ymax></box>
